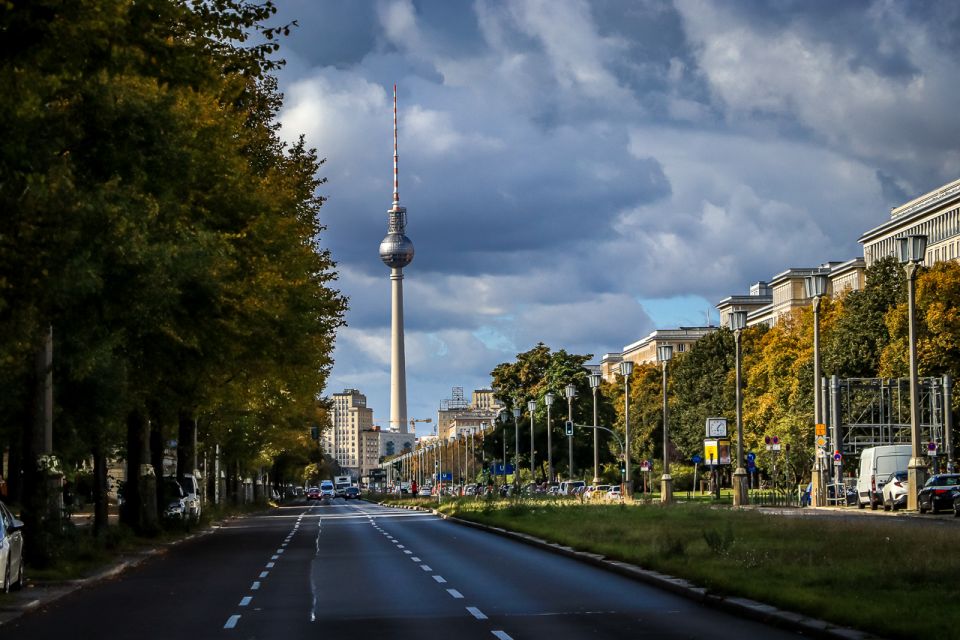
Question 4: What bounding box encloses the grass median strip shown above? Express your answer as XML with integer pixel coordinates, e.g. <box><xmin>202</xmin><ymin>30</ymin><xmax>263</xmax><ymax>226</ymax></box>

<box><xmin>381</xmin><ymin>496</ymin><xmax>957</xmax><ymax>640</ymax></box>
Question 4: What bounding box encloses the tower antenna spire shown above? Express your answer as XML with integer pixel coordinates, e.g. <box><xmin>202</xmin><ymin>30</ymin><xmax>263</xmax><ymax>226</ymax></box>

<box><xmin>393</xmin><ymin>83</ymin><xmax>399</xmax><ymax>208</ymax></box>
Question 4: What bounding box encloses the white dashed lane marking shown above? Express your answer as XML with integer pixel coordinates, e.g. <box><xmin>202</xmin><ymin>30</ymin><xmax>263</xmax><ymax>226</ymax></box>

<box><xmin>251</xmin><ymin>581</ymin><xmax>261</xmax><ymax>590</ymax></box>
<box><xmin>239</xmin><ymin>597</ymin><xmax>252</xmax><ymax>607</ymax></box>
<box><xmin>420</xmin><ymin>565</ymin><xmax>432</xmax><ymax>572</ymax></box>
<box><xmin>447</xmin><ymin>589</ymin><xmax>464</xmax><ymax>599</ymax></box>
<box><xmin>433</xmin><ymin>575</ymin><xmax>447</xmax><ymax>583</ymax></box>
<box><xmin>224</xmin><ymin>615</ymin><xmax>241</xmax><ymax>629</ymax></box>
<box><xmin>411</xmin><ymin>557</ymin><xmax>421</xmax><ymax>562</ymax></box>
<box><xmin>259</xmin><ymin>571</ymin><xmax>269</xmax><ymax>579</ymax></box>
<box><xmin>491</xmin><ymin>632</ymin><xmax>514</xmax><ymax>640</ymax></box>
<box><xmin>467</xmin><ymin>607</ymin><xmax>487</xmax><ymax>620</ymax></box>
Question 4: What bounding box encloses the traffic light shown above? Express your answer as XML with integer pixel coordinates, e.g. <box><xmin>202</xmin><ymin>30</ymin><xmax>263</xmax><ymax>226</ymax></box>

<box><xmin>565</xmin><ymin>420</ymin><xmax>574</xmax><ymax>436</ymax></box>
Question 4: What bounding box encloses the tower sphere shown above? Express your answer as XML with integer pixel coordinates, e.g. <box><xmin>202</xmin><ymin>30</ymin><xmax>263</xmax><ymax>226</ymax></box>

<box><xmin>380</xmin><ymin>232</ymin><xmax>414</xmax><ymax>268</ymax></box>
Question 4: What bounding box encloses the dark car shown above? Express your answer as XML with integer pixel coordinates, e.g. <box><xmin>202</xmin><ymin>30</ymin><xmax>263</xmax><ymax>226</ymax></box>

<box><xmin>343</xmin><ymin>487</ymin><xmax>360</xmax><ymax>500</ymax></box>
<box><xmin>918</xmin><ymin>474</ymin><xmax>960</xmax><ymax>514</ymax></box>
<box><xmin>306</xmin><ymin>487</ymin><xmax>321</xmax><ymax>501</ymax></box>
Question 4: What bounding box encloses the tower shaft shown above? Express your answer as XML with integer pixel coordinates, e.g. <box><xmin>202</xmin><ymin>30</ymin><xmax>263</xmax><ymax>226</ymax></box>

<box><xmin>390</xmin><ymin>268</ymin><xmax>408</xmax><ymax>433</ymax></box>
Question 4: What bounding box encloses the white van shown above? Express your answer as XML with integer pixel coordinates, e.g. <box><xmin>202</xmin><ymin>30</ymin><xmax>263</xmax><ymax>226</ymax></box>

<box><xmin>857</xmin><ymin>445</ymin><xmax>911</xmax><ymax>510</ymax></box>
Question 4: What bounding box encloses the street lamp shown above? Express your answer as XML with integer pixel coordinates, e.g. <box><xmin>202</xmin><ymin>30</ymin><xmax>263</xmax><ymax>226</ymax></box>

<box><xmin>729</xmin><ymin>310</ymin><xmax>748</xmax><ymax>506</ymax></box>
<box><xmin>527</xmin><ymin>399</ymin><xmax>537</xmax><ymax>478</ymax></box>
<box><xmin>620</xmin><ymin>360</ymin><xmax>634</xmax><ymax>495</ymax></box>
<box><xmin>588</xmin><ymin>373</ymin><xmax>602</xmax><ymax>484</ymax></box>
<box><xmin>805</xmin><ymin>272</ymin><xmax>829</xmax><ymax>506</ymax></box>
<box><xmin>498</xmin><ymin>410</ymin><xmax>509</xmax><ymax>490</ymax></box>
<box><xmin>899</xmin><ymin>233</ymin><xmax>928</xmax><ymax>511</ymax></box>
<box><xmin>657</xmin><ymin>344</ymin><xmax>673</xmax><ymax>504</ymax></box>
<box><xmin>512</xmin><ymin>405</ymin><xmax>521</xmax><ymax>488</ymax></box>
<box><xmin>545</xmin><ymin>392</ymin><xmax>556</xmax><ymax>482</ymax></box>
<box><xmin>565</xmin><ymin>383</ymin><xmax>577</xmax><ymax>480</ymax></box>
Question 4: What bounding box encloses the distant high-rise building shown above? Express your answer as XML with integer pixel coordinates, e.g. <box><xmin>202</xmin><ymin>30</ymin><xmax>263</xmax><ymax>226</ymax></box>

<box><xmin>326</xmin><ymin>389</ymin><xmax>373</xmax><ymax>477</ymax></box>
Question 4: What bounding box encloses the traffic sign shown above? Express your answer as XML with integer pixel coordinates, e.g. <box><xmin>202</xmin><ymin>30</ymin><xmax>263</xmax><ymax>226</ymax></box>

<box><xmin>815</xmin><ymin>435</ymin><xmax>827</xmax><ymax>448</ymax></box>
<box><xmin>692</xmin><ymin>454</ymin><xmax>702</xmax><ymax>464</ymax></box>
<box><xmin>927</xmin><ymin>441</ymin><xmax>938</xmax><ymax>455</ymax></box>
<box><xmin>565</xmin><ymin>420</ymin><xmax>574</xmax><ymax>436</ymax></box>
<box><xmin>640</xmin><ymin>461</ymin><xmax>650</xmax><ymax>471</ymax></box>
<box><xmin>815</xmin><ymin>423</ymin><xmax>827</xmax><ymax>436</ymax></box>
<box><xmin>746</xmin><ymin>452</ymin><xmax>756</xmax><ymax>462</ymax></box>
<box><xmin>833</xmin><ymin>451</ymin><xmax>842</xmax><ymax>461</ymax></box>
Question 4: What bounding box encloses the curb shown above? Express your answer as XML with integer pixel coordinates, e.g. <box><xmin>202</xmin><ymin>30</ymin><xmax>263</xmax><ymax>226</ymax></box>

<box><xmin>377</xmin><ymin>501</ymin><xmax>877</xmax><ymax>640</ymax></box>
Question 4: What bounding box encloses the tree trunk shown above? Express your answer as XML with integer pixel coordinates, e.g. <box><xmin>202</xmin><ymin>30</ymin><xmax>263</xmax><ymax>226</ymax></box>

<box><xmin>150</xmin><ymin>420</ymin><xmax>163</xmax><ymax>514</ymax></box>
<box><xmin>176</xmin><ymin>410</ymin><xmax>195</xmax><ymax>485</ymax></box>
<box><xmin>92</xmin><ymin>440</ymin><xmax>108</xmax><ymax>536</ymax></box>
<box><xmin>122</xmin><ymin>410</ymin><xmax>158</xmax><ymax>535</ymax></box>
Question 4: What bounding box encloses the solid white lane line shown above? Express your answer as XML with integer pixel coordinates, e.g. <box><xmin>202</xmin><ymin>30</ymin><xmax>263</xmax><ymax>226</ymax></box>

<box><xmin>491</xmin><ymin>632</ymin><xmax>513</xmax><ymax>640</ymax></box>
<box><xmin>432</xmin><ymin>575</ymin><xmax>447</xmax><ymax>583</ymax></box>
<box><xmin>224</xmin><ymin>614</ymin><xmax>241</xmax><ymax>629</ymax></box>
<box><xmin>239</xmin><ymin>596</ymin><xmax>252</xmax><ymax>607</ymax></box>
<box><xmin>259</xmin><ymin>571</ymin><xmax>269</xmax><ymax>578</ymax></box>
<box><xmin>467</xmin><ymin>607</ymin><xmax>487</xmax><ymax>620</ymax></box>
<box><xmin>411</xmin><ymin>557</ymin><xmax>421</xmax><ymax>562</ymax></box>
<box><xmin>420</xmin><ymin>565</ymin><xmax>432</xmax><ymax>572</ymax></box>
<box><xmin>266</xmin><ymin>562</ymin><xmax>275</xmax><ymax>568</ymax></box>
<box><xmin>446</xmin><ymin>589</ymin><xmax>464</xmax><ymax>599</ymax></box>
<box><xmin>251</xmin><ymin>581</ymin><xmax>261</xmax><ymax>590</ymax></box>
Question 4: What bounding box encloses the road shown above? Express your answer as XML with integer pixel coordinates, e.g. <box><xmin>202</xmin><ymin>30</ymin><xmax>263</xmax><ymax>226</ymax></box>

<box><xmin>3</xmin><ymin>499</ymin><xmax>810</xmax><ymax>639</ymax></box>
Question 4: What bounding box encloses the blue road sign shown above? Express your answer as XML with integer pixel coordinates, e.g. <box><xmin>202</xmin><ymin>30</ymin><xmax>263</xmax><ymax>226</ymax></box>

<box><xmin>435</xmin><ymin>472</ymin><xmax>453</xmax><ymax>481</ymax></box>
<box><xmin>493</xmin><ymin>464</ymin><xmax>515</xmax><ymax>476</ymax></box>
<box><xmin>746</xmin><ymin>452</ymin><xmax>756</xmax><ymax>462</ymax></box>
<box><xmin>692</xmin><ymin>455</ymin><xmax>702</xmax><ymax>464</ymax></box>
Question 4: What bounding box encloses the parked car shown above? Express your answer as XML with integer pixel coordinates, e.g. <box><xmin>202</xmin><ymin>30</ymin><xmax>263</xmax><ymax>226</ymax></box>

<box><xmin>918</xmin><ymin>474</ymin><xmax>960</xmax><ymax>514</ymax></box>
<box><xmin>162</xmin><ymin>478</ymin><xmax>187</xmax><ymax>520</ymax></box>
<box><xmin>586</xmin><ymin>485</ymin><xmax>611</xmax><ymax>500</ymax></box>
<box><xmin>306</xmin><ymin>486</ymin><xmax>321</xmax><ymax>500</ymax></box>
<box><xmin>857</xmin><ymin>445</ymin><xmax>911</xmax><ymax>510</ymax></box>
<box><xmin>558</xmin><ymin>480</ymin><xmax>585</xmax><ymax>496</ymax></box>
<box><xmin>343</xmin><ymin>487</ymin><xmax>360</xmax><ymax>500</ymax></box>
<box><xmin>607</xmin><ymin>486</ymin><xmax>623</xmax><ymax>501</ymax></box>
<box><xmin>180</xmin><ymin>473</ymin><xmax>202</xmax><ymax>521</ymax></box>
<box><xmin>882</xmin><ymin>471</ymin><xmax>909</xmax><ymax>511</ymax></box>
<box><xmin>0</xmin><ymin>501</ymin><xmax>24</xmax><ymax>592</ymax></box>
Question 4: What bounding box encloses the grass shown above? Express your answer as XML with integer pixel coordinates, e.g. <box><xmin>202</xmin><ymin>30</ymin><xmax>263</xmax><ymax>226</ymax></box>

<box><xmin>375</xmin><ymin>495</ymin><xmax>960</xmax><ymax>639</ymax></box>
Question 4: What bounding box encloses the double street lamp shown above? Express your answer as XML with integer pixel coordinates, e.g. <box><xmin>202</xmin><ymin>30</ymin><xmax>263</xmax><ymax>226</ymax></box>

<box><xmin>545</xmin><ymin>392</ymin><xmax>556</xmax><ymax>482</ymax></box>
<box><xmin>620</xmin><ymin>360</ymin><xmax>634</xmax><ymax>495</ymax></box>
<box><xmin>729</xmin><ymin>310</ymin><xmax>748</xmax><ymax>506</ymax></box>
<box><xmin>900</xmin><ymin>233</ymin><xmax>928</xmax><ymax>511</ymax></box>
<box><xmin>565</xmin><ymin>383</ymin><xmax>577</xmax><ymax>480</ymax></box>
<box><xmin>588</xmin><ymin>373</ymin><xmax>602</xmax><ymax>484</ymax></box>
<box><xmin>805</xmin><ymin>272</ymin><xmax>829</xmax><ymax>506</ymax></box>
<box><xmin>657</xmin><ymin>344</ymin><xmax>673</xmax><ymax>504</ymax></box>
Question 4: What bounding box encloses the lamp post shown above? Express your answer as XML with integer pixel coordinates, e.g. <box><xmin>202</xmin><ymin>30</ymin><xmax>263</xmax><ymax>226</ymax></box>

<box><xmin>729</xmin><ymin>310</ymin><xmax>749</xmax><ymax>506</ymax></box>
<box><xmin>499</xmin><ymin>410</ymin><xmax>508</xmax><ymax>490</ymax></box>
<box><xmin>900</xmin><ymin>234</ymin><xmax>928</xmax><ymax>511</ymax></box>
<box><xmin>512</xmin><ymin>405</ymin><xmax>521</xmax><ymax>488</ymax></box>
<box><xmin>658</xmin><ymin>344</ymin><xmax>673</xmax><ymax>504</ymax></box>
<box><xmin>545</xmin><ymin>392</ymin><xmax>556</xmax><ymax>482</ymax></box>
<box><xmin>805</xmin><ymin>273</ymin><xmax>829</xmax><ymax>506</ymax></box>
<box><xmin>527</xmin><ymin>400</ymin><xmax>537</xmax><ymax>479</ymax></box>
<box><xmin>565</xmin><ymin>383</ymin><xmax>577</xmax><ymax>480</ymax></box>
<box><xmin>620</xmin><ymin>360</ymin><xmax>634</xmax><ymax>496</ymax></box>
<box><xmin>588</xmin><ymin>373</ymin><xmax>602</xmax><ymax>484</ymax></box>
<box><xmin>480</xmin><ymin>422</ymin><xmax>487</xmax><ymax>487</ymax></box>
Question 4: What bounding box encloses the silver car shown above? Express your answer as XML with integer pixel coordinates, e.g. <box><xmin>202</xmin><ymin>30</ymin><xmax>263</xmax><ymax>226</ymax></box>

<box><xmin>0</xmin><ymin>501</ymin><xmax>25</xmax><ymax>592</ymax></box>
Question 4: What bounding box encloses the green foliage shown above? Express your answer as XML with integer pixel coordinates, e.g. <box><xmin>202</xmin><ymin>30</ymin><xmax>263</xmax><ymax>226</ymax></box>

<box><xmin>671</xmin><ymin>329</ymin><xmax>735</xmax><ymax>460</ymax></box>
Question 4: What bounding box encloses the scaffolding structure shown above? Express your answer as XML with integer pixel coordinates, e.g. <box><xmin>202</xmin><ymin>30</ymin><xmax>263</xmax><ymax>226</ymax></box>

<box><xmin>832</xmin><ymin>377</ymin><xmax>948</xmax><ymax>456</ymax></box>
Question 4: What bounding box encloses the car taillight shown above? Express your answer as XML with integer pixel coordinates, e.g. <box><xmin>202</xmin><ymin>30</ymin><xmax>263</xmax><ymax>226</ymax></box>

<box><xmin>934</xmin><ymin>489</ymin><xmax>950</xmax><ymax>495</ymax></box>
<box><xmin>871</xmin><ymin>476</ymin><xmax>876</xmax><ymax>491</ymax></box>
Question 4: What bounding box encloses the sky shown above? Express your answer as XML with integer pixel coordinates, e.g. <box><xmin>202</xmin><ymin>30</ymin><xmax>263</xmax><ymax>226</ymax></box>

<box><xmin>270</xmin><ymin>0</ymin><xmax>960</xmax><ymax>436</ymax></box>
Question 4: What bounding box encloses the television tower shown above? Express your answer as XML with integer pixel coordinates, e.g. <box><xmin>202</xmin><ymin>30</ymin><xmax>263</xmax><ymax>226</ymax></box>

<box><xmin>379</xmin><ymin>84</ymin><xmax>415</xmax><ymax>434</ymax></box>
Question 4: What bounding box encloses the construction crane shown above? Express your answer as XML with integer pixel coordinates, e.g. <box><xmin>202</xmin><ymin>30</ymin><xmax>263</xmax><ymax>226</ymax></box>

<box><xmin>410</xmin><ymin>417</ymin><xmax>432</xmax><ymax>436</ymax></box>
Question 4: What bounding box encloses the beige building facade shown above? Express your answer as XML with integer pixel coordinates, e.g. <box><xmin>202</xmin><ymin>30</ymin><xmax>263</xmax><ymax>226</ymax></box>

<box><xmin>600</xmin><ymin>327</ymin><xmax>717</xmax><ymax>382</ymax></box>
<box><xmin>860</xmin><ymin>177</ymin><xmax>960</xmax><ymax>268</ymax></box>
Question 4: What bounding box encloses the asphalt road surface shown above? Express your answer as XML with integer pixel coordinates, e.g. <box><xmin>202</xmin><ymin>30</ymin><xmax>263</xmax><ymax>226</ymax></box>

<box><xmin>3</xmin><ymin>499</ymin><xmax>809</xmax><ymax>639</ymax></box>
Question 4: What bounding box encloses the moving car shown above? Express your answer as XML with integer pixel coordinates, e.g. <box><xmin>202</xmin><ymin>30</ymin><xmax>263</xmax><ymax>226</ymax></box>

<box><xmin>918</xmin><ymin>474</ymin><xmax>960</xmax><ymax>514</ymax></box>
<box><xmin>0</xmin><ymin>501</ymin><xmax>24</xmax><ymax>592</ymax></box>
<box><xmin>320</xmin><ymin>480</ymin><xmax>336</xmax><ymax>498</ymax></box>
<box><xmin>306</xmin><ymin>486</ymin><xmax>321</xmax><ymax>500</ymax></box>
<box><xmin>343</xmin><ymin>486</ymin><xmax>360</xmax><ymax>500</ymax></box>
<box><xmin>882</xmin><ymin>471</ymin><xmax>908</xmax><ymax>511</ymax></box>
<box><xmin>607</xmin><ymin>486</ymin><xmax>623</xmax><ymax>501</ymax></box>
